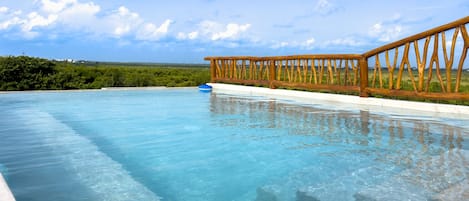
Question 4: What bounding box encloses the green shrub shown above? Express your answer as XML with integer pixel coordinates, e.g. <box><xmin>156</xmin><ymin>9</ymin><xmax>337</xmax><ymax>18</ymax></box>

<box><xmin>0</xmin><ymin>56</ymin><xmax>55</xmax><ymax>90</ymax></box>
<box><xmin>0</xmin><ymin>56</ymin><xmax>210</xmax><ymax>90</ymax></box>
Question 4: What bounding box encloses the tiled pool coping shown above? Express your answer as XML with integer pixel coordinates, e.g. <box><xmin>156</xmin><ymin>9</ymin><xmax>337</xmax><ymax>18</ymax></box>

<box><xmin>0</xmin><ymin>173</ymin><xmax>15</xmax><ymax>201</ymax></box>
<box><xmin>208</xmin><ymin>83</ymin><xmax>469</xmax><ymax>120</ymax></box>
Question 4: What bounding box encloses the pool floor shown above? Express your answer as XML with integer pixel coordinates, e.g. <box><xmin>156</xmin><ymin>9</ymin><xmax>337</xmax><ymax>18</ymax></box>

<box><xmin>0</xmin><ymin>89</ymin><xmax>468</xmax><ymax>201</ymax></box>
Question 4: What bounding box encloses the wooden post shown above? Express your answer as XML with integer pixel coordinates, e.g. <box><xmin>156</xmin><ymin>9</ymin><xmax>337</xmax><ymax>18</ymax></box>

<box><xmin>269</xmin><ymin>60</ymin><xmax>276</xmax><ymax>89</ymax></box>
<box><xmin>210</xmin><ymin>59</ymin><xmax>216</xmax><ymax>83</ymax></box>
<box><xmin>359</xmin><ymin>57</ymin><xmax>369</xmax><ymax>97</ymax></box>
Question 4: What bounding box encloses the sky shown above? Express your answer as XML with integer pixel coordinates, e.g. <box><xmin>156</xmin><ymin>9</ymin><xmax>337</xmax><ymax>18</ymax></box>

<box><xmin>0</xmin><ymin>0</ymin><xmax>468</xmax><ymax>63</ymax></box>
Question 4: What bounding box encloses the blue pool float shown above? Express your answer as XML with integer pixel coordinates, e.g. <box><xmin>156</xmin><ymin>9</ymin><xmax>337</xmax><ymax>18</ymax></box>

<box><xmin>198</xmin><ymin>84</ymin><xmax>212</xmax><ymax>92</ymax></box>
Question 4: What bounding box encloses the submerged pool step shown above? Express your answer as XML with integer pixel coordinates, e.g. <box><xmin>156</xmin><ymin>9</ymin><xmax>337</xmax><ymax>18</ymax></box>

<box><xmin>13</xmin><ymin>109</ymin><xmax>162</xmax><ymax>201</ymax></box>
<box><xmin>431</xmin><ymin>180</ymin><xmax>469</xmax><ymax>201</ymax></box>
<box><xmin>255</xmin><ymin>185</ymin><xmax>282</xmax><ymax>201</ymax></box>
<box><xmin>254</xmin><ymin>162</ymin><xmax>394</xmax><ymax>201</ymax></box>
<box><xmin>354</xmin><ymin>149</ymin><xmax>469</xmax><ymax>201</ymax></box>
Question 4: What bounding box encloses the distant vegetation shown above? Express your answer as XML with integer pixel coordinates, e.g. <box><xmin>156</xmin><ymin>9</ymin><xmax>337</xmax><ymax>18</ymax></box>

<box><xmin>0</xmin><ymin>56</ymin><xmax>210</xmax><ymax>90</ymax></box>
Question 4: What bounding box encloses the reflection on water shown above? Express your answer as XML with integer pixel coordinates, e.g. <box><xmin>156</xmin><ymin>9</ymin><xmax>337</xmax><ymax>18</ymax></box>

<box><xmin>210</xmin><ymin>93</ymin><xmax>466</xmax><ymax>151</ymax></box>
<box><xmin>209</xmin><ymin>93</ymin><xmax>468</xmax><ymax>200</ymax></box>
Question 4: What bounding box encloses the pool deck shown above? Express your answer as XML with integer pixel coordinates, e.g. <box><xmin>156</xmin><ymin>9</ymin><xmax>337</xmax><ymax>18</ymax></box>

<box><xmin>208</xmin><ymin>83</ymin><xmax>469</xmax><ymax>120</ymax></box>
<box><xmin>0</xmin><ymin>173</ymin><xmax>15</xmax><ymax>201</ymax></box>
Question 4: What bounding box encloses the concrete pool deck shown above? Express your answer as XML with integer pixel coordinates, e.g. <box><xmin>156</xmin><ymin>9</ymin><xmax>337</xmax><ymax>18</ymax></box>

<box><xmin>208</xmin><ymin>83</ymin><xmax>469</xmax><ymax>121</ymax></box>
<box><xmin>0</xmin><ymin>173</ymin><xmax>15</xmax><ymax>201</ymax></box>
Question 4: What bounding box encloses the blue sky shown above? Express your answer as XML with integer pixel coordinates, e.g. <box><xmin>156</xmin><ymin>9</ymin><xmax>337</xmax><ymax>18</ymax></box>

<box><xmin>0</xmin><ymin>0</ymin><xmax>468</xmax><ymax>63</ymax></box>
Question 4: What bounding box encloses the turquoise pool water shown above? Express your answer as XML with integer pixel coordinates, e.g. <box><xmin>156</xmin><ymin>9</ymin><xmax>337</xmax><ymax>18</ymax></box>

<box><xmin>0</xmin><ymin>89</ymin><xmax>468</xmax><ymax>201</ymax></box>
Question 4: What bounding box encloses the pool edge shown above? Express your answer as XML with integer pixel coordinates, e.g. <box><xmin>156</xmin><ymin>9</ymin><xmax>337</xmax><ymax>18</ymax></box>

<box><xmin>208</xmin><ymin>83</ymin><xmax>469</xmax><ymax>118</ymax></box>
<box><xmin>0</xmin><ymin>173</ymin><xmax>15</xmax><ymax>201</ymax></box>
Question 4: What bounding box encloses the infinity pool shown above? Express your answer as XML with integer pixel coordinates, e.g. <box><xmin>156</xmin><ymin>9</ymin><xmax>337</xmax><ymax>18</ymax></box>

<box><xmin>0</xmin><ymin>88</ymin><xmax>468</xmax><ymax>201</ymax></box>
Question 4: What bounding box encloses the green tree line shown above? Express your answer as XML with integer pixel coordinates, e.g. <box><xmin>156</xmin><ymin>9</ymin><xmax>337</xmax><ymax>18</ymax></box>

<box><xmin>0</xmin><ymin>56</ymin><xmax>210</xmax><ymax>90</ymax></box>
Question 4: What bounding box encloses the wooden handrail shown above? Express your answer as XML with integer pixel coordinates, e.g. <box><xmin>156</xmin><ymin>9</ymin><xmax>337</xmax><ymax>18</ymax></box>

<box><xmin>204</xmin><ymin>54</ymin><xmax>362</xmax><ymax>61</ymax></box>
<box><xmin>363</xmin><ymin>16</ymin><xmax>469</xmax><ymax>58</ymax></box>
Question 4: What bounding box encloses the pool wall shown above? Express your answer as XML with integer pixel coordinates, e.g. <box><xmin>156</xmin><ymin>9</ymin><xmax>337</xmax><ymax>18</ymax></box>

<box><xmin>0</xmin><ymin>173</ymin><xmax>15</xmax><ymax>201</ymax></box>
<box><xmin>208</xmin><ymin>83</ymin><xmax>469</xmax><ymax>119</ymax></box>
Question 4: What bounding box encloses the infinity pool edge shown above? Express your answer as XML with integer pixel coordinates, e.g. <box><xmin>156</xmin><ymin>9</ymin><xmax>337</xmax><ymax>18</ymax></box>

<box><xmin>208</xmin><ymin>83</ymin><xmax>469</xmax><ymax>120</ymax></box>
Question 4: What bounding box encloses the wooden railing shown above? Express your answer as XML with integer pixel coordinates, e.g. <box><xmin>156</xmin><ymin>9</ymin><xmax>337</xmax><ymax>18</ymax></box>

<box><xmin>205</xmin><ymin>16</ymin><xmax>469</xmax><ymax>101</ymax></box>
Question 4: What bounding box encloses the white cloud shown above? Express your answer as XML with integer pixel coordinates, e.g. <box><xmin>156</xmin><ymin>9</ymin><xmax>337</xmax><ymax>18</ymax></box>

<box><xmin>0</xmin><ymin>6</ymin><xmax>23</xmax><ymax>31</ymax></box>
<box><xmin>181</xmin><ymin>20</ymin><xmax>251</xmax><ymax>41</ymax></box>
<box><xmin>305</xmin><ymin>38</ymin><xmax>315</xmax><ymax>48</ymax></box>
<box><xmin>22</xmin><ymin>12</ymin><xmax>58</xmax><ymax>32</ymax></box>
<box><xmin>136</xmin><ymin>19</ymin><xmax>173</xmax><ymax>41</ymax></box>
<box><xmin>211</xmin><ymin>23</ymin><xmax>251</xmax><ymax>40</ymax></box>
<box><xmin>53</xmin><ymin>4</ymin><xmax>172</xmax><ymax>41</ymax></box>
<box><xmin>40</xmin><ymin>0</ymin><xmax>76</xmax><ymax>13</ymax></box>
<box><xmin>0</xmin><ymin>0</ymin><xmax>101</xmax><ymax>38</ymax></box>
<box><xmin>314</xmin><ymin>0</ymin><xmax>338</xmax><ymax>16</ymax></box>
<box><xmin>177</xmin><ymin>31</ymin><xmax>198</xmax><ymax>40</ymax></box>
<box><xmin>369</xmin><ymin>22</ymin><xmax>403</xmax><ymax>42</ymax></box>
<box><xmin>1</xmin><ymin>1</ymin><xmax>251</xmax><ymax>45</ymax></box>
<box><xmin>0</xmin><ymin>17</ymin><xmax>21</xmax><ymax>30</ymax></box>
<box><xmin>0</xmin><ymin>1</ymin><xmax>173</xmax><ymax>41</ymax></box>
<box><xmin>108</xmin><ymin>6</ymin><xmax>141</xmax><ymax>37</ymax></box>
<box><xmin>107</xmin><ymin>7</ymin><xmax>172</xmax><ymax>40</ymax></box>
<box><xmin>56</xmin><ymin>1</ymin><xmax>100</xmax><ymax>27</ymax></box>
<box><xmin>0</xmin><ymin>6</ymin><xmax>9</xmax><ymax>13</ymax></box>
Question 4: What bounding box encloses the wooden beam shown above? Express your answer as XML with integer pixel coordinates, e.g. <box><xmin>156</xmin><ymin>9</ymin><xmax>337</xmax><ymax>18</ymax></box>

<box><xmin>204</xmin><ymin>54</ymin><xmax>362</xmax><ymax>61</ymax></box>
<box><xmin>271</xmin><ymin>81</ymin><xmax>360</xmax><ymax>93</ymax></box>
<box><xmin>213</xmin><ymin>78</ymin><xmax>270</xmax><ymax>86</ymax></box>
<box><xmin>366</xmin><ymin>88</ymin><xmax>469</xmax><ymax>101</ymax></box>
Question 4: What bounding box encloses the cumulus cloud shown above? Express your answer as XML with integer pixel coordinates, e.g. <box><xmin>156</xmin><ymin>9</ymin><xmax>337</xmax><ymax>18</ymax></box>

<box><xmin>55</xmin><ymin>1</ymin><xmax>100</xmax><ymax>28</ymax></box>
<box><xmin>136</xmin><ymin>19</ymin><xmax>173</xmax><ymax>41</ymax></box>
<box><xmin>0</xmin><ymin>0</ymin><xmax>100</xmax><ymax>38</ymax></box>
<box><xmin>178</xmin><ymin>20</ymin><xmax>251</xmax><ymax>41</ymax></box>
<box><xmin>0</xmin><ymin>17</ymin><xmax>21</xmax><ymax>30</ymax></box>
<box><xmin>211</xmin><ymin>23</ymin><xmax>251</xmax><ymax>40</ymax></box>
<box><xmin>0</xmin><ymin>1</ymin><xmax>173</xmax><ymax>41</ymax></box>
<box><xmin>108</xmin><ymin>6</ymin><xmax>141</xmax><ymax>37</ymax></box>
<box><xmin>22</xmin><ymin>12</ymin><xmax>58</xmax><ymax>31</ymax></box>
<box><xmin>369</xmin><ymin>22</ymin><xmax>403</xmax><ymax>42</ymax></box>
<box><xmin>104</xmin><ymin>6</ymin><xmax>173</xmax><ymax>40</ymax></box>
<box><xmin>0</xmin><ymin>6</ymin><xmax>21</xmax><ymax>30</ymax></box>
<box><xmin>368</xmin><ymin>14</ymin><xmax>404</xmax><ymax>42</ymax></box>
<box><xmin>40</xmin><ymin>0</ymin><xmax>76</xmax><ymax>13</ymax></box>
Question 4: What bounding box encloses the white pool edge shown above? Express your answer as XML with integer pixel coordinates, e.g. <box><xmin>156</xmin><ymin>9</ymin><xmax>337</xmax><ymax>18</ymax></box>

<box><xmin>208</xmin><ymin>83</ymin><xmax>469</xmax><ymax>120</ymax></box>
<box><xmin>0</xmin><ymin>173</ymin><xmax>15</xmax><ymax>201</ymax></box>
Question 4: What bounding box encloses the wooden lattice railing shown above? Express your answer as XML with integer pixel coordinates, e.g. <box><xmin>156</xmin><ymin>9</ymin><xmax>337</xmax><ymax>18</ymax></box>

<box><xmin>205</xmin><ymin>55</ymin><xmax>362</xmax><ymax>93</ymax></box>
<box><xmin>363</xmin><ymin>16</ymin><xmax>469</xmax><ymax>100</ymax></box>
<box><xmin>205</xmin><ymin>16</ymin><xmax>469</xmax><ymax>101</ymax></box>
